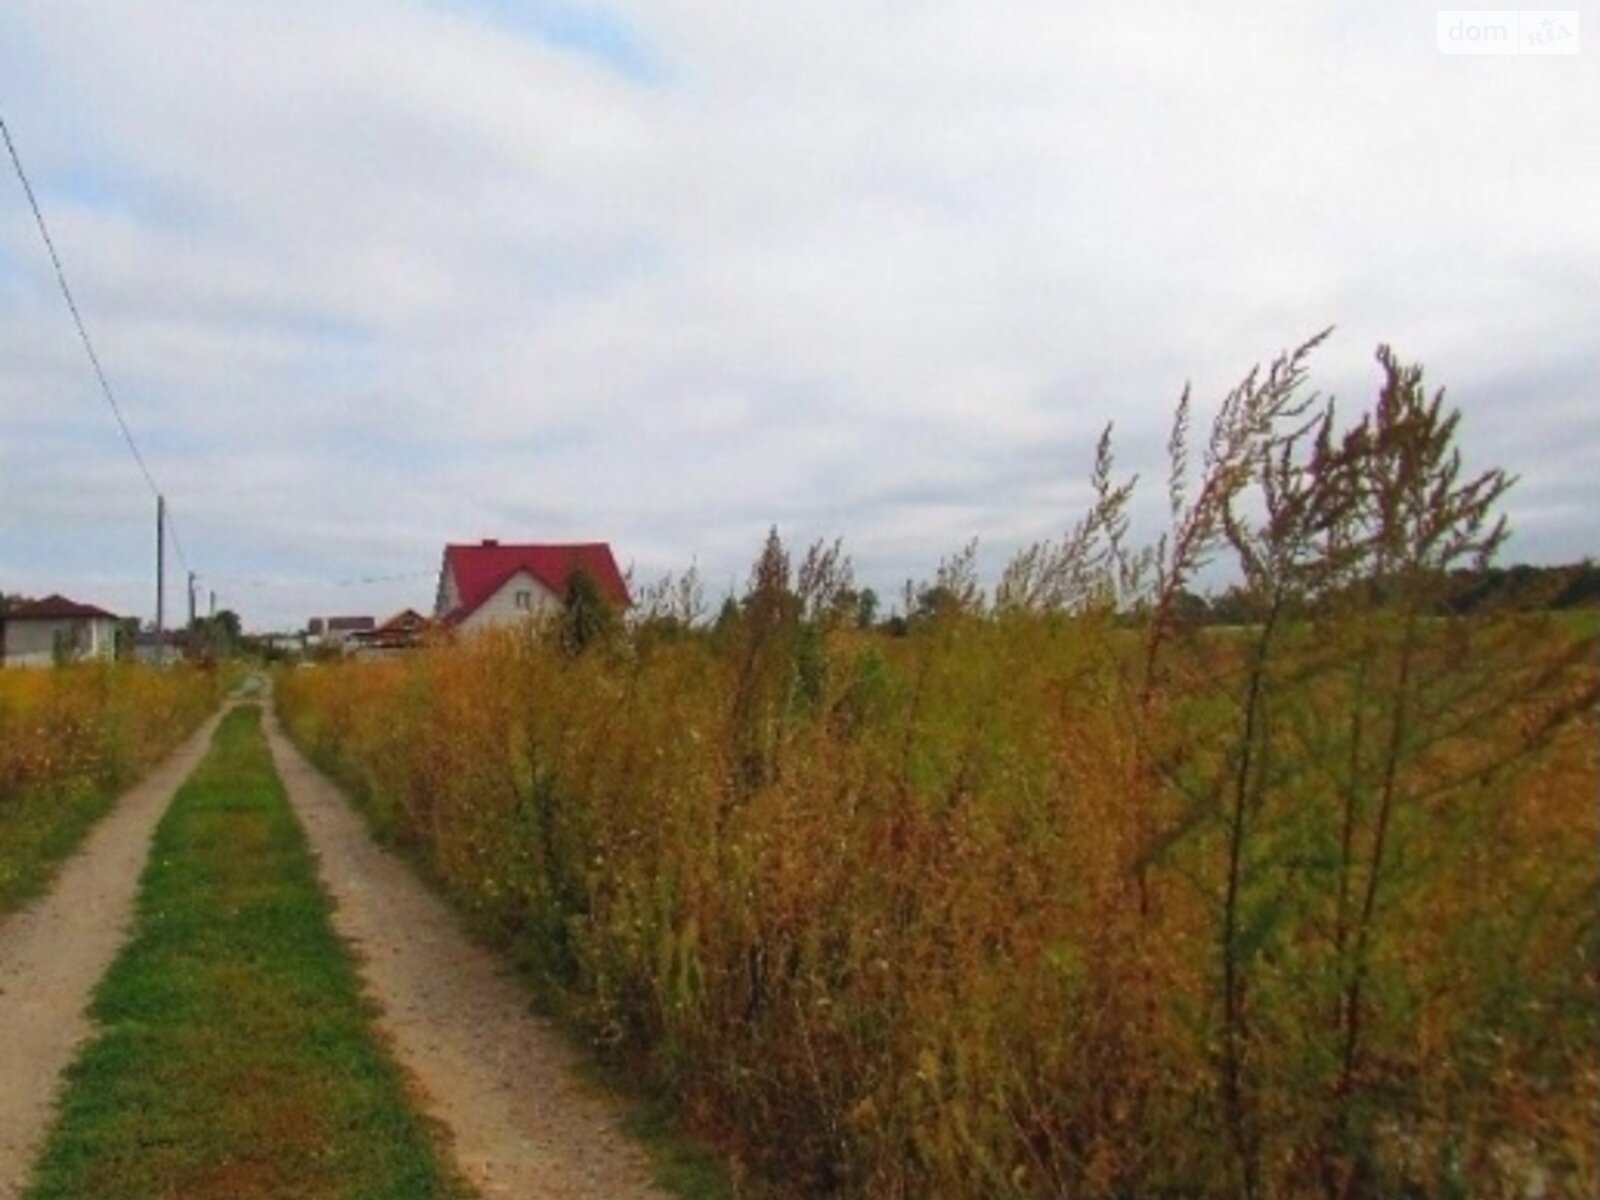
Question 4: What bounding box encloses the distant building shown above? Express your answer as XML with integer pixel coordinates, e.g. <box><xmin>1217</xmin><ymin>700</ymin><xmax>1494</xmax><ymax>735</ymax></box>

<box><xmin>133</xmin><ymin>628</ymin><xmax>189</xmax><ymax>666</ymax></box>
<box><xmin>306</xmin><ymin>615</ymin><xmax>376</xmax><ymax>653</ymax></box>
<box><xmin>351</xmin><ymin>609</ymin><xmax>432</xmax><ymax>658</ymax></box>
<box><xmin>433</xmin><ymin>540</ymin><xmax>629</xmax><ymax>634</ymax></box>
<box><xmin>261</xmin><ymin>632</ymin><xmax>307</xmax><ymax>656</ymax></box>
<box><xmin>2</xmin><ymin>595</ymin><xmax>120</xmax><ymax>667</ymax></box>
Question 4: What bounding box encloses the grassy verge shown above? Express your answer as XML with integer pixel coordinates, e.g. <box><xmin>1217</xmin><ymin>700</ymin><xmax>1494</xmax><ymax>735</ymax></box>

<box><xmin>23</xmin><ymin>705</ymin><xmax>470</xmax><ymax>1200</ymax></box>
<box><xmin>0</xmin><ymin>665</ymin><xmax>222</xmax><ymax>921</ymax></box>
<box><xmin>619</xmin><ymin>1096</ymin><xmax>741</xmax><ymax>1200</ymax></box>
<box><xmin>0</xmin><ymin>788</ymin><xmax>123</xmax><ymax>918</ymax></box>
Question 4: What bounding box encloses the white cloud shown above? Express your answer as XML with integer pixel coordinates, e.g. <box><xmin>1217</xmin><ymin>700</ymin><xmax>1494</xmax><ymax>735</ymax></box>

<box><xmin>1</xmin><ymin>0</ymin><xmax>1595</xmax><ymax>630</ymax></box>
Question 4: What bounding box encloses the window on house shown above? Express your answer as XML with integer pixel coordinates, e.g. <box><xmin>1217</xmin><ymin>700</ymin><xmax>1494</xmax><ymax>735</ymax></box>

<box><xmin>515</xmin><ymin>590</ymin><xmax>533</xmax><ymax>611</ymax></box>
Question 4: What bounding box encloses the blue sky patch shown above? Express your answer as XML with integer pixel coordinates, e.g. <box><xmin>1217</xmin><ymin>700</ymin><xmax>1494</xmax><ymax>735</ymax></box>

<box><xmin>50</xmin><ymin>169</ymin><xmax>124</xmax><ymax>213</ymax></box>
<box><xmin>437</xmin><ymin>0</ymin><xmax>663</xmax><ymax>84</ymax></box>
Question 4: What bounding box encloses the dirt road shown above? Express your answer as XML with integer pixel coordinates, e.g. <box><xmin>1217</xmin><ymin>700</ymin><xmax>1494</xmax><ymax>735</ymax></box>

<box><xmin>262</xmin><ymin>707</ymin><xmax>667</xmax><ymax>1200</ymax></box>
<box><xmin>0</xmin><ymin>709</ymin><xmax>227</xmax><ymax>1200</ymax></box>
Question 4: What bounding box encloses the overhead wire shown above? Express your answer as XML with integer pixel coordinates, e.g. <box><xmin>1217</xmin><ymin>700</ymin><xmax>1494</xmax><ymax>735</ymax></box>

<box><xmin>163</xmin><ymin>504</ymin><xmax>195</xmax><ymax>577</ymax></box>
<box><xmin>4</xmin><ymin>112</ymin><xmax>435</xmax><ymax>619</ymax></box>
<box><xmin>206</xmin><ymin>569</ymin><xmax>437</xmax><ymax>590</ymax></box>
<box><xmin>1</xmin><ymin>110</ymin><xmax>195</xmax><ymax>578</ymax></box>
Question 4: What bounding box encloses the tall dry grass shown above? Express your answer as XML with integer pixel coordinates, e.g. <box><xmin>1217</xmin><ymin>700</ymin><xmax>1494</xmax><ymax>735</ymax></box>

<box><xmin>279</xmin><ymin>341</ymin><xmax>1598</xmax><ymax>1199</ymax></box>
<box><xmin>0</xmin><ymin>662</ymin><xmax>221</xmax><ymax>805</ymax></box>
<box><xmin>0</xmin><ymin>662</ymin><xmax>224</xmax><ymax>910</ymax></box>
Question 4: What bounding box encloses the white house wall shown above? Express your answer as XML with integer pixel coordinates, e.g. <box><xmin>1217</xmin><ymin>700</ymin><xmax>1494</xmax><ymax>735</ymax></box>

<box><xmin>434</xmin><ymin>566</ymin><xmax>462</xmax><ymax>620</ymax></box>
<box><xmin>457</xmin><ymin>570</ymin><xmax>562</xmax><ymax>635</ymax></box>
<box><xmin>2</xmin><ymin>618</ymin><xmax>117</xmax><ymax>667</ymax></box>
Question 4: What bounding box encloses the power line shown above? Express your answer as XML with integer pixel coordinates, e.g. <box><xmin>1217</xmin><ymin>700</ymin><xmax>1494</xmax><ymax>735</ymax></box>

<box><xmin>163</xmin><ymin>503</ymin><xmax>195</xmax><ymax>576</ymax></box>
<box><xmin>2</xmin><ymin>111</ymin><xmax>196</xmax><ymax>588</ymax></box>
<box><xmin>1</xmin><ymin>114</ymin><xmax>166</xmax><ymax>501</ymax></box>
<box><xmin>2</xmin><ymin>116</ymin><xmax>431</xmax><ymax>621</ymax></box>
<box><xmin>206</xmin><ymin>568</ymin><xmax>436</xmax><ymax>590</ymax></box>
<box><xmin>334</xmin><ymin>568</ymin><xmax>437</xmax><ymax>587</ymax></box>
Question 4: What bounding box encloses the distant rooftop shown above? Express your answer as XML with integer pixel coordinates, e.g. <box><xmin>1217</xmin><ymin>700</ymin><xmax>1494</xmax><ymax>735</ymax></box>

<box><xmin>5</xmin><ymin>594</ymin><xmax>119</xmax><ymax>621</ymax></box>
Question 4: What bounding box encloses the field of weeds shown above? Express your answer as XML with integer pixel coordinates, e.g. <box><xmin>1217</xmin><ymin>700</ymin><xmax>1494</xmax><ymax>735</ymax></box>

<box><xmin>280</xmin><ymin>342</ymin><xmax>1598</xmax><ymax>1200</ymax></box>
<box><xmin>0</xmin><ymin>662</ymin><xmax>223</xmax><ymax>913</ymax></box>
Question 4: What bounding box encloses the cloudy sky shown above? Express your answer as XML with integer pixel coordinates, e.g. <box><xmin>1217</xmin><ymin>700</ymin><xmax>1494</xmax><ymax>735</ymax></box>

<box><xmin>1</xmin><ymin>1</ymin><xmax>1595</xmax><ymax>630</ymax></box>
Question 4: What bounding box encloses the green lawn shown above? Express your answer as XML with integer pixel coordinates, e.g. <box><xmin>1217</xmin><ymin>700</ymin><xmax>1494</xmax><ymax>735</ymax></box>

<box><xmin>23</xmin><ymin>706</ymin><xmax>469</xmax><ymax>1200</ymax></box>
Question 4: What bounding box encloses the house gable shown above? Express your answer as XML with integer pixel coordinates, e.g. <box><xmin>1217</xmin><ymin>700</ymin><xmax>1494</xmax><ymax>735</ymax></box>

<box><xmin>435</xmin><ymin>541</ymin><xmax>629</xmax><ymax>631</ymax></box>
<box><xmin>455</xmin><ymin>570</ymin><xmax>562</xmax><ymax>634</ymax></box>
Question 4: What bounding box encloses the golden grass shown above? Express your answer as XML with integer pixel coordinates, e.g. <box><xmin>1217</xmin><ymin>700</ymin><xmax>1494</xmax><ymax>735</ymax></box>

<box><xmin>0</xmin><ymin>663</ymin><xmax>222</xmax><ymax>914</ymax></box>
<box><xmin>277</xmin><ymin>610</ymin><xmax>1597</xmax><ymax>1200</ymax></box>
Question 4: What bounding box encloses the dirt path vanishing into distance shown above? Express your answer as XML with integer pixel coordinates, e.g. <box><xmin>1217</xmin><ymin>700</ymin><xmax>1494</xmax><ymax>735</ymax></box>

<box><xmin>262</xmin><ymin>705</ymin><xmax>667</xmax><ymax>1200</ymax></box>
<box><xmin>0</xmin><ymin>707</ymin><xmax>229</xmax><ymax>1200</ymax></box>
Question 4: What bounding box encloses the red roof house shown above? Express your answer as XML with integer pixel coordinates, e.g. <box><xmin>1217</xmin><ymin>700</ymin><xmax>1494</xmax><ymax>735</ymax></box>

<box><xmin>433</xmin><ymin>541</ymin><xmax>630</xmax><ymax>632</ymax></box>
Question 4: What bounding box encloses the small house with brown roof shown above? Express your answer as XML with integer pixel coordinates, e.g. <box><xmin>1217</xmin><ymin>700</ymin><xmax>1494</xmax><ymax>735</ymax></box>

<box><xmin>433</xmin><ymin>540</ymin><xmax>629</xmax><ymax>634</ymax></box>
<box><xmin>351</xmin><ymin>609</ymin><xmax>433</xmax><ymax>657</ymax></box>
<box><xmin>2</xmin><ymin>594</ymin><xmax>120</xmax><ymax>667</ymax></box>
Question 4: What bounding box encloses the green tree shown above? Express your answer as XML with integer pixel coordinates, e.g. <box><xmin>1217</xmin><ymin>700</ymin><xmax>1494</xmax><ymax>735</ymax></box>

<box><xmin>854</xmin><ymin>586</ymin><xmax>880</xmax><ymax>630</ymax></box>
<box><xmin>561</xmin><ymin>569</ymin><xmax>616</xmax><ymax>656</ymax></box>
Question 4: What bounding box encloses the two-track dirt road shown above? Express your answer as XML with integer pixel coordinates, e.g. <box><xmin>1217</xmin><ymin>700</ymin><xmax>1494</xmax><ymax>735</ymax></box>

<box><xmin>0</xmin><ymin>709</ymin><xmax>227</xmax><ymax>1200</ymax></box>
<box><xmin>0</xmin><ymin>696</ymin><xmax>666</xmax><ymax>1200</ymax></box>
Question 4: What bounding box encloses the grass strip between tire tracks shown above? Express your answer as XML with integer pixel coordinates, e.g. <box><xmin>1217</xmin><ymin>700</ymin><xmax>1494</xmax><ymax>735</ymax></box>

<box><xmin>23</xmin><ymin>705</ymin><xmax>471</xmax><ymax>1200</ymax></box>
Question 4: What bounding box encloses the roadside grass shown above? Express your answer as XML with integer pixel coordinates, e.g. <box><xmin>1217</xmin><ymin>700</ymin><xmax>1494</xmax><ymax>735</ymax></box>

<box><xmin>23</xmin><ymin>705</ymin><xmax>470</xmax><ymax>1200</ymax></box>
<box><xmin>617</xmin><ymin>1095</ymin><xmax>742</xmax><ymax>1200</ymax></box>
<box><xmin>0</xmin><ymin>788</ymin><xmax>120</xmax><ymax>918</ymax></box>
<box><xmin>0</xmin><ymin>664</ymin><xmax>221</xmax><ymax>921</ymax></box>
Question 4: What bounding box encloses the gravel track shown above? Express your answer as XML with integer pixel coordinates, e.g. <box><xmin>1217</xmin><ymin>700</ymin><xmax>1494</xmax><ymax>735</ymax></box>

<box><xmin>262</xmin><ymin>705</ymin><xmax>668</xmax><ymax>1200</ymax></box>
<box><xmin>0</xmin><ymin>708</ymin><xmax>227</xmax><ymax>1200</ymax></box>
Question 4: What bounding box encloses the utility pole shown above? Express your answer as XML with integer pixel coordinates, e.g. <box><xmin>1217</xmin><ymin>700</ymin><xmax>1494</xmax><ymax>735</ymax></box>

<box><xmin>210</xmin><ymin>590</ymin><xmax>216</xmax><ymax>619</ymax></box>
<box><xmin>155</xmin><ymin>495</ymin><xmax>166</xmax><ymax>666</ymax></box>
<box><xmin>188</xmin><ymin>571</ymin><xmax>197</xmax><ymax>629</ymax></box>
